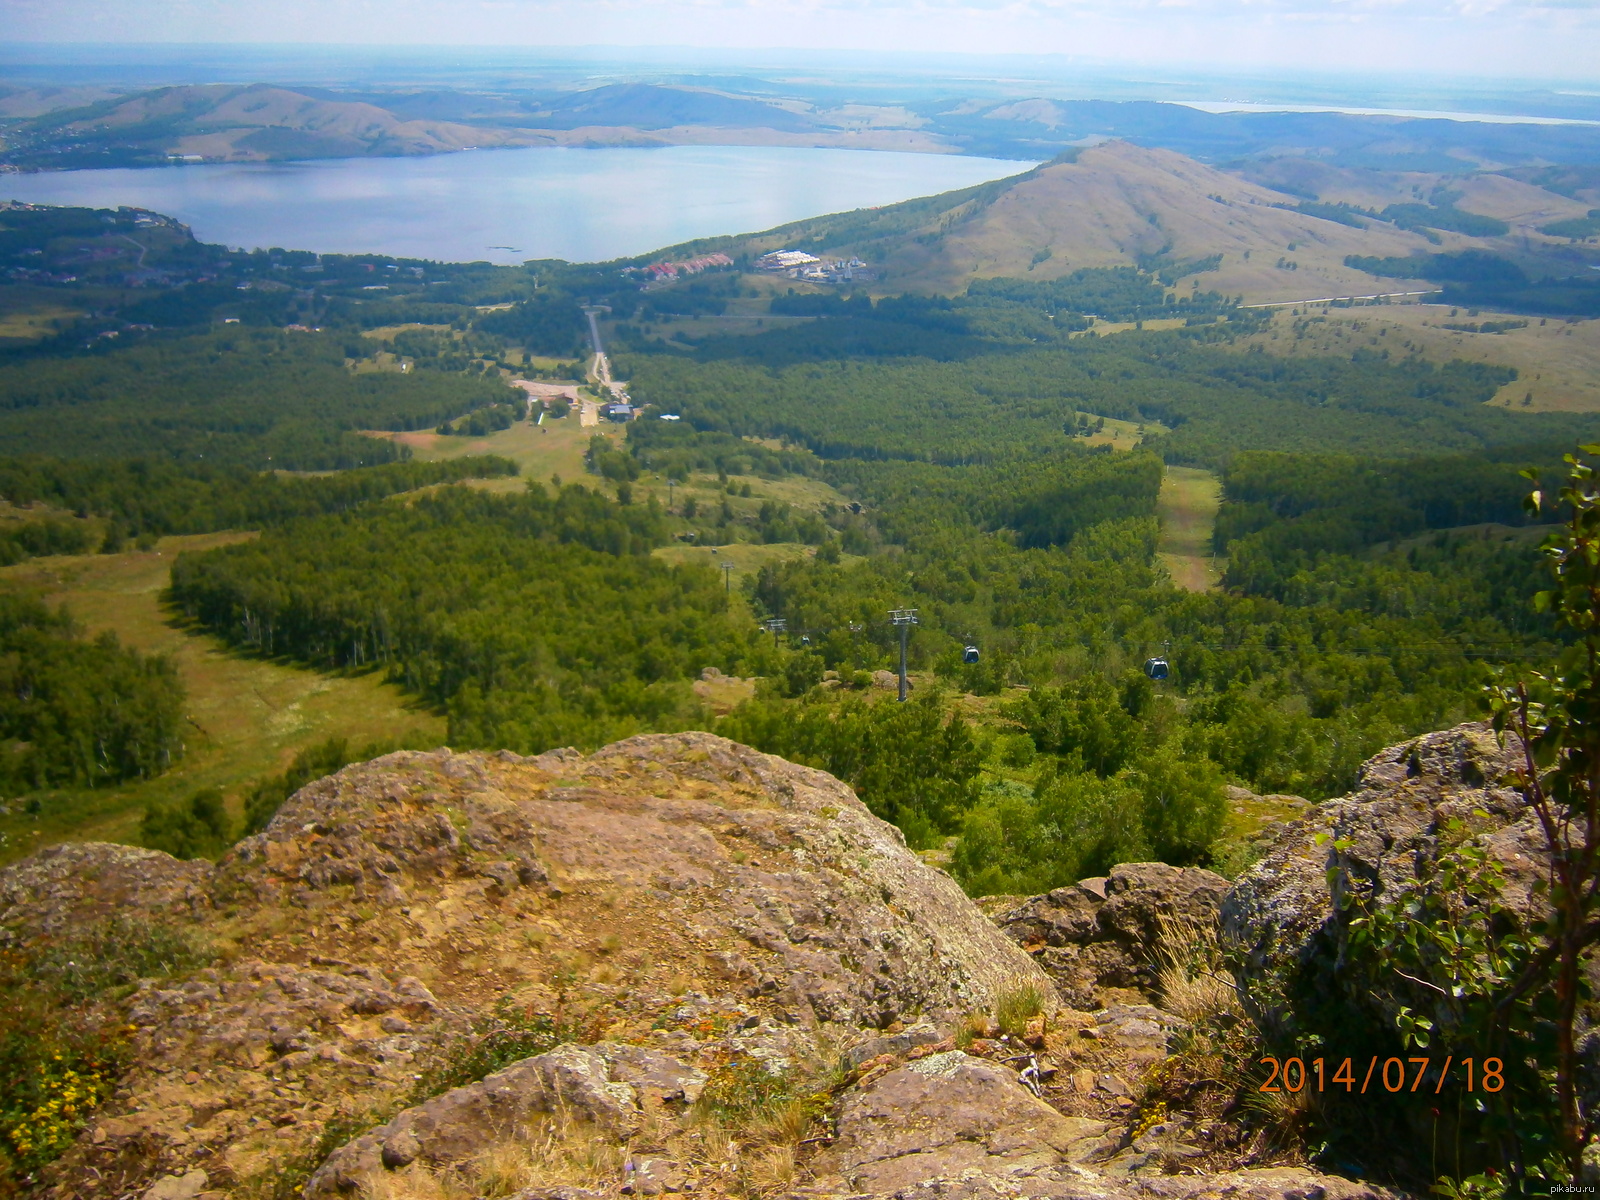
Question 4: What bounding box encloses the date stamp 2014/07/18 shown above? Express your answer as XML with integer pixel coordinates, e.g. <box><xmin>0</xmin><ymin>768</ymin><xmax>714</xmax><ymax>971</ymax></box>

<box><xmin>1257</xmin><ymin>1055</ymin><xmax>1505</xmax><ymax>1094</ymax></box>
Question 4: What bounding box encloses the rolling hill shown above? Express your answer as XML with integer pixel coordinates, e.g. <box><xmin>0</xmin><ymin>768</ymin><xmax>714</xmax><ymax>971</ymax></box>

<box><xmin>9</xmin><ymin>74</ymin><xmax>1600</xmax><ymax>173</ymax></box>
<box><xmin>0</xmin><ymin>81</ymin><xmax>920</xmax><ymax>168</ymax></box>
<box><xmin>651</xmin><ymin>139</ymin><xmax>1599</xmax><ymax>307</ymax></box>
<box><xmin>662</xmin><ymin>141</ymin><xmax>1444</xmax><ymax>302</ymax></box>
<box><xmin>862</xmin><ymin>141</ymin><xmax>1447</xmax><ymax>299</ymax></box>
<box><xmin>0</xmin><ymin>84</ymin><xmax>546</xmax><ymax>167</ymax></box>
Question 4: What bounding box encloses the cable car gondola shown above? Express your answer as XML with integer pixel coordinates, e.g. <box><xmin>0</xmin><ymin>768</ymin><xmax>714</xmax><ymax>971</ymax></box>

<box><xmin>962</xmin><ymin>645</ymin><xmax>981</xmax><ymax>664</ymax></box>
<box><xmin>1143</xmin><ymin>657</ymin><xmax>1169</xmax><ymax>681</ymax></box>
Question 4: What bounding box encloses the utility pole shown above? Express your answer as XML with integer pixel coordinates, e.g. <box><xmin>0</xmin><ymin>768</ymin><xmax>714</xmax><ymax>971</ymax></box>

<box><xmin>889</xmin><ymin>608</ymin><xmax>918</xmax><ymax>702</ymax></box>
<box><xmin>762</xmin><ymin>617</ymin><xmax>786</xmax><ymax>649</ymax></box>
<box><xmin>668</xmin><ymin>479</ymin><xmax>675</xmax><ymax>511</ymax></box>
<box><xmin>722</xmin><ymin>561</ymin><xmax>734</xmax><ymax>594</ymax></box>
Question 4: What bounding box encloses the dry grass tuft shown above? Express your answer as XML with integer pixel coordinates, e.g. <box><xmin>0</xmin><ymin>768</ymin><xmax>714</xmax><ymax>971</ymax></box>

<box><xmin>749</xmin><ymin>1144</ymin><xmax>797</xmax><ymax>1192</ymax></box>
<box><xmin>359</xmin><ymin>1164</ymin><xmax>469</xmax><ymax>1200</ymax></box>
<box><xmin>1149</xmin><ymin>909</ymin><xmax>1242</xmax><ymax>1024</ymax></box>
<box><xmin>356</xmin><ymin>1119</ymin><xmax>628</xmax><ymax>1200</ymax></box>
<box><xmin>747</xmin><ymin>1098</ymin><xmax>813</xmax><ymax>1147</ymax></box>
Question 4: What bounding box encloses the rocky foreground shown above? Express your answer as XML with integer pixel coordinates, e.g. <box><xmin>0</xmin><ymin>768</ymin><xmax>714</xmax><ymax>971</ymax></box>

<box><xmin>0</xmin><ymin>725</ymin><xmax>1536</xmax><ymax>1200</ymax></box>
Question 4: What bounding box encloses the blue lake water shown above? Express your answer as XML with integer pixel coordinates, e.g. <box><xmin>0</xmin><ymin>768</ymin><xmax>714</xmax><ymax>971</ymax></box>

<box><xmin>0</xmin><ymin>146</ymin><xmax>1034</xmax><ymax>264</ymax></box>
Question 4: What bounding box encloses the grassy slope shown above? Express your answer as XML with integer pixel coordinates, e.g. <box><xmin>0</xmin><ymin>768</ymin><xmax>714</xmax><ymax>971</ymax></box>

<box><xmin>1239</xmin><ymin>304</ymin><xmax>1600</xmax><ymax>412</ymax></box>
<box><xmin>1156</xmin><ymin>466</ymin><xmax>1222</xmax><ymax>593</ymax></box>
<box><xmin>645</xmin><ymin>141</ymin><xmax>1593</xmax><ymax>311</ymax></box>
<box><xmin>880</xmin><ymin>142</ymin><xmax>1445</xmax><ymax>301</ymax></box>
<box><xmin>0</xmin><ymin>535</ymin><xmax>444</xmax><ymax>866</ymax></box>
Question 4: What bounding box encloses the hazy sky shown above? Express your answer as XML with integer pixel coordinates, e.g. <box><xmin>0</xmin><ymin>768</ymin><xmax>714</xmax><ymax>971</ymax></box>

<box><xmin>3</xmin><ymin>0</ymin><xmax>1597</xmax><ymax>81</ymax></box>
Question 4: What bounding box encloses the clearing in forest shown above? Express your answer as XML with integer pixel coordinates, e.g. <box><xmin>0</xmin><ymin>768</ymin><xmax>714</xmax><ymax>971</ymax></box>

<box><xmin>373</xmin><ymin>409</ymin><xmax>617</xmax><ymax>491</ymax></box>
<box><xmin>1157</xmin><ymin>466</ymin><xmax>1222</xmax><ymax>592</ymax></box>
<box><xmin>0</xmin><ymin>534</ymin><xmax>443</xmax><ymax>865</ymax></box>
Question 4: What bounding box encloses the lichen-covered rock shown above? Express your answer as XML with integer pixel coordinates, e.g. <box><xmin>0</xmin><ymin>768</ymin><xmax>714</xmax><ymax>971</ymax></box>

<box><xmin>1222</xmin><ymin>721</ymin><xmax>1541</xmax><ymax>1030</ymax></box>
<box><xmin>867</xmin><ymin>1164</ymin><xmax>1405</xmax><ymax>1200</ymax></box>
<box><xmin>303</xmin><ymin>1042</ymin><xmax>705</xmax><ymax>1197</ymax></box>
<box><xmin>814</xmin><ymin>1050</ymin><xmax>1113</xmax><ymax>1192</ymax></box>
<box><xmin>996</xmin><ymin>863</ymin><xmax>1230</xmax><ymax>1006</ymax></box>
<box><xmin>0</xmin><ymin>842</ymin><xmax>213</xmax><ymax>945</ymax></box>
<box><xmin>3</xmin><ymin>732</ymin><xmax>1053</xmax><ymax>1199</ymax></box>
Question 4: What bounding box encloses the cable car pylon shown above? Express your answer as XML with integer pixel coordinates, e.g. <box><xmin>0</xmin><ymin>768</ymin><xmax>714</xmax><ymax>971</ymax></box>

<box><xmin>889</xmin><ymin>608</ymin><xmax>918</xmax><ymax>702</ymax></box>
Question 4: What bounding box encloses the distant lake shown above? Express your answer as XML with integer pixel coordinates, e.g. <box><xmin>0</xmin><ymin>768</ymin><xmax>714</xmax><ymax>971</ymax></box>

<box><xmin>0</xmin><ymin>146</ymin><xmax>1034</xmax><ymax>264</ymax></box>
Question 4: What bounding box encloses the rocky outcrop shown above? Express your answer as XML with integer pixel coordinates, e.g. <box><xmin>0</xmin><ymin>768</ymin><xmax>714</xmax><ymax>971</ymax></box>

<box><xmin>305</xmin><ymin>1042</ymin><xmax>706</xmax><ymax>1197</ymax></box>
<box><xmin>996</xmin><ymin>862</ymin><xmax>1231</xmax><ymax>1007</ymax></box>
<box><xmin>2</xmin><ymin>732</ymin><xmax>1053</xmax><ymax>1199</ymax></box>
<box><xmin>1222</xmin><ymin>721</ymin><xmax>1541</xmax><ymax>1030</ymax></box>
<box><xmin>0</xmin><ymin>841</ymin><xmax>213</xmax><ymax>944</ymax></box>
<box><xmin>4</xmin><ymin>728</ymin><xmax>1459</xmax><ymax>1200</ymax></box>
<box><xmin>865</xmin><ymin>1166</ymin><xmax>1405</xmax><ymax>1200</ymax></box>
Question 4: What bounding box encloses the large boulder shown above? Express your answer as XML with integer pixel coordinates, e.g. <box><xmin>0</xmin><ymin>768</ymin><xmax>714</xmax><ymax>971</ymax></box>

<box><xmin>814</xmin><ymin>1049</ymin><xmax>1113</xmax><ymax>1191</ymax></box>
<box><xmin>1222</xmin><ymin>721</ymin><xmax>1542</xmax><ymax>1032</ymax></box>
<box><xmin>304</xmin><ymin>1042</ymin><xmax>706</xmax><ymax>1197</ymax></box>
<box><xmin>996</xmin><ymin>862</ymin><xmax>1231</xmax><ymax>1006</ymax></box>
<box><xmin>4</xmin><ymin>732</ymin><xmax>1054</xmax><ymax>1199</ymax></box>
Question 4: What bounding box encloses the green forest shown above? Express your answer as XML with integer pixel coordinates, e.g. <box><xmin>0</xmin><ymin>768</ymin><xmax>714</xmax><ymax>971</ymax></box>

<box><xmin>2</xmin><ymin>200</ymin><xmax>1597</xmax><ymax>906</ymax></box>
<box><xmin>0</xmin><ymin>594</ymin><xmax>184</xmax><ymax>793</ymax></box>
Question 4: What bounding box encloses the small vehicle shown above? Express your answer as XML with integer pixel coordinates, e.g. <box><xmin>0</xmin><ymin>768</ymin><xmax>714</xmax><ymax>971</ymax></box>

<box><xmin>1144</xmin><ymin>657</ymin><xmax>1170</xmax><ymax>680</ymax></box>
<box><xmin>962</xmin><ymin>645</ymin><xmax>981</xmax><ymax>664</ymax></box>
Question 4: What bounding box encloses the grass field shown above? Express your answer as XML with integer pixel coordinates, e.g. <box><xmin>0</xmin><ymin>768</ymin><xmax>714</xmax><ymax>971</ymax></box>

<box><xmin>380</xmin><ymin>413</ymin><xmax>858</xmax><ymax>521</ymax></box>
<box><xmin>373</xmin><ymin>412</ymin><xmax>621</xmax><ymax>491</ymax></box>
<box><xmin>1076</xmin><ymin>411</ymin><xmax>1169</xmax><ymax>452</ymax></box>
<box><xmin>0</xmin><ymin>535</ymin><xmax>443</xmax><ymax>866</ymax></box>
<box><xmin>653</xmin><ymin>539</ymin><xmax>825</xmax><ymax>587</ymax></box>
<box><xmin>1242</xmin><ymin>305</ymin><xmax>1600</xmax><ymax>412</ymax></box>
<box><xmin>1157</xmin><ymin>466</ymin><xmax>1222</xmax><ymax>592</ymax></box>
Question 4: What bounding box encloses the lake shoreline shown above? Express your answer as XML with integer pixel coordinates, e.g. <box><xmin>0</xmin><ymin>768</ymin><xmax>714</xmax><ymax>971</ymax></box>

<box><xmin>0</xmin><ymin>144</ymin><xmax>1036</xmax><ymax>264</ymax></box>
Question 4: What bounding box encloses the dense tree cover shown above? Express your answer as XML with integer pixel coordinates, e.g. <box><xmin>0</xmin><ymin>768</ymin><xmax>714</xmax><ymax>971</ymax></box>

<box><xmin>0</xmin><ymin>456</ymin><xmax>517</xmax><ymax>554</ymax></box>
<box><xmin>437</xmin><ymin>402</ymin><xmax>526</xmax><ymax>436</ymax></box>
<box><xmin>138</xmin><ymin>788</ymin><xmax>232</xmax><ymax>861</ymax></box>
<box><xmin>742</xmin><ymin>457</ymin><xmax>1521</xmax><ymax>804</ymax></box>
<box><xmin>1376</xmin><ymin>201</ymin><xmax>1510</xmax><ymax>238</ymax></box>
<box><xmin>952</xmin><ymin>747</ymin><xmax>1225</xmax><ymax>895</ymax></box>
<box><xmin>474</xmin><ymin>293</ymin><xmax>590</xmax><ymax>358</ymax></box>
<box><xmin>1345</xmin><ymin>250</ymin><xmax>1529</xmax><ymax>286</ymax></box>
<box><xmin>153</xmin><ymin>312</ymin><xmax>1580</xmax><ymax>897</ymax></box>
<box><xmin>966</xmin><ymin>267</ymin><xmax>1233</xmax><ymax>321</ymax></box>
<box><xmin>1216</xmin><ymin>449</ymin><xmax>1552</xmax><ymax>588</ymax></box>
<box><xmin>620</xmin><ymin>272</ymin><xmax>1240</xmax><ymax>366</ymax></box>
<box><xmin>823</xmin><ymin>449</ymin><xmax>1162</xmax><ymax>549</ymax></box>
<box><xmin>0</xmin><ymin>327</ymin><xmax>517</xmax><ymax>467</ymax></box>
<box><xmin>0</xmin><ymin>593</ymin><xmax>185</xmax><ymax>793</ymax></box>
<box><xmin>1345</xmin><ymin>251</ymin><xmax>1600</xmax><ymax>317</ymax></box>
<box><xmin>11</xmin><ymin>206</ymin><xmax>1587</xmax><ymax>901</ymax></box>
<box><xmin>1211</xmin><ymin>449</ymin><xmax>1569</xmax><ymax>644</ymax></box>
<box><xmin>1540</xmin><ymin>209</ymin><xmax>1600</xmax><ymax>240</ymax></box>
<box><xmin>624</xmin><ymin>333</ymin><xmax>1590</xmax><ymax>466</ymax></box>
<box><xmin>0</xmin><ymin>517</ymin><xmax>99</xmax><ymax>566</ymax></box>
<box><xmin>169</xmin><ymin>484</ymin><xmax>765</xmax><ymax>751</ymax></box>
<box><xmin>718</xmin><ymin>690</ymin><xmax>982</xmax><ymax>847</ymax></box>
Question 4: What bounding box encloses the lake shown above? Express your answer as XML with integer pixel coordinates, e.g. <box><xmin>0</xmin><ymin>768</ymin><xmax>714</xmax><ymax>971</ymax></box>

<box><xmin>0</xmin><ymin>146</ymin><xmax>1034</xmax><ymax>264</ymax></box>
